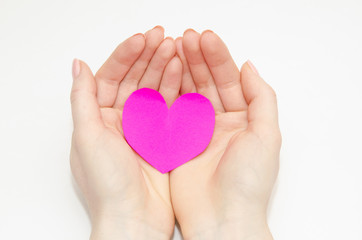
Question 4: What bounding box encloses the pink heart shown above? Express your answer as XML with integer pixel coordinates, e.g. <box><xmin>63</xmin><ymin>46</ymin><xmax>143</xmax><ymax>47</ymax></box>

<box><xmin>122</xmin><ymin>88</ymin><xmax>215</xmax><ymax>173</ymax></box>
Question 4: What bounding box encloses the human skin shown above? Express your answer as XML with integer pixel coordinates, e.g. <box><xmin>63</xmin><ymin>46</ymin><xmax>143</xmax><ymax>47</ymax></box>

<box><xmin>70</xmin><ymin>26</ymin><xmax>281</xmax><ymax>240</ymax></box>
<box><xmin>170</xmin><ymin>29</ymin><xmax>281</xmax><ymax>240</ymax></box>
<box><xmin>70</xmin><ymin>26</ymin><xmax>182</xmax><ymax>239</ymax></box>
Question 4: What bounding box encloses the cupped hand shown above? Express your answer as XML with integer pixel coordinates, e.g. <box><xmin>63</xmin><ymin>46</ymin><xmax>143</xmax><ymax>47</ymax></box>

<box><xmin>70</xmin><ymin>26</ymin><xmax>181</xmax><ymax>240</ymax></box>
<box><xmin>171</xmin><ymin>30</ymin><xmax>281</xmax><ymax>240</ymax></box>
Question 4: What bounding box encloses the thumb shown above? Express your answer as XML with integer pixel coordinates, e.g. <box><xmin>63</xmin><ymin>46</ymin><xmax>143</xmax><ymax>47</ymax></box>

<box><xmin>70</xmin><ymin>59</ymin><xmax>102</xmax><ymax>129</ymax></box>
<box><xmin>241</xmin><ymin>60</ymin><xmax>280</xmax><ymax>140</ymax></box>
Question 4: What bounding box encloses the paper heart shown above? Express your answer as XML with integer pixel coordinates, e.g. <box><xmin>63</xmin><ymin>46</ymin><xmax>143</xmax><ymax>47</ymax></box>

<box><xmin>122</xmin><ymin>88</ymin><xmax>215</xmax><ymax>173</ymax></box>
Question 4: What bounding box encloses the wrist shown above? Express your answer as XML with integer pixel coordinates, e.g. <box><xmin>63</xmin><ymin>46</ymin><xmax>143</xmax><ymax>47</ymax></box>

<box><xmin>181</xmin><ymin>214</ymin><xmax>272</xmax><ymax>240</ymax></box>
<box><xmin>90</xmin><ymin>213</ymin><xmax>172</xmax><ymax>240</ymax></box>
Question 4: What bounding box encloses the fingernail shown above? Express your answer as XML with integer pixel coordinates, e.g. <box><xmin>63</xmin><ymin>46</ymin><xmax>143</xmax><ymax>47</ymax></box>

<box><xmin>153</xmin><ymin>25</ymin><xmax>164</xmax><ymax>30</ymax></box>
<box><xmin>247</xmin><ymin>60</ymin><xmax>260</xmax><ymax>76</ymax></box>
<box><xmin>132</xmin><ymin>33</ymin><xmax>144</xmax><ymax>38</ymax></box>
<box><xmin>72</xmin><ymin>58</ymin><xmax>80</xmax><ymax>79</ymax></box>
<box><xmin>184</xmin><ymin>28</ymin><xmax>196</xmax><ymax>34</ymax></box>
<box><xmin>203</xmin><ymin>29</ymin><xmax>214</xmax><ymax>34</ymax></box>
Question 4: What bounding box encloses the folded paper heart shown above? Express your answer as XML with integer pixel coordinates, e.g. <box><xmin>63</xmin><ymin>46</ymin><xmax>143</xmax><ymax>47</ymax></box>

<box><xmin>122</xmin><ymin>88</ymin><xmax>215</xmax><ymax>173</ymax></box>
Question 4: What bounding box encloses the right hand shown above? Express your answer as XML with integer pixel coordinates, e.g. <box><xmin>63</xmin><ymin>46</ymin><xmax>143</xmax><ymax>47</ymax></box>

<box><xmin>70</xmin><ymin>26</ymin><xmax>181</xmax><ymax>240</ymax></box>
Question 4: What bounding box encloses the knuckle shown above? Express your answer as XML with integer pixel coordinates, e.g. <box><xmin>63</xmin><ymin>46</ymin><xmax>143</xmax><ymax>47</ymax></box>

<box><xmin>71</xmin><ymin>131</ymin><xmax>82</xmax><ymax>146</ymax></box>
<box><xmin>70</xmin><ymin>87</ymin><xmax>85</xmax><ymax>105</ymax></box>
<box><xmin>267</xmin><ymin>128</ymin><xmax>282</xmax><ymax>149</ymax></box>
<box><xmin>265</xmin><ymin>84</ymin><xmax>277</xmax><ymax>99</ymax></box>
<box><xmin>274</xmin><ymin>130</ymin><xmax>282</xmax><ymax>147</ymax></box>
<box><xmin>72</xmin><ymin>130</ymin><xmax>90</xmax><ymax>148</ymax></box>
<box><xmin>257</xmin><ymin>127</ymin><xmax>282</xmax><ymax>149</ymax></box>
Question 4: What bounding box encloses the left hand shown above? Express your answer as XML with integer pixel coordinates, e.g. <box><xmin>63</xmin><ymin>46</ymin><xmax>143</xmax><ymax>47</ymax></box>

<box><xmin>170</xmin><ymin>29</ymin><xmax>281</xmax><ymax>240</ymax></box>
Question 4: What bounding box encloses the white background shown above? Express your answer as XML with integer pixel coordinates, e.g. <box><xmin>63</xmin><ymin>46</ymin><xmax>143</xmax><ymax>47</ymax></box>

<box><xmin>1</xmin><ymin>0</ymin><xmax>361</xmax><ymax>239</ymax></box>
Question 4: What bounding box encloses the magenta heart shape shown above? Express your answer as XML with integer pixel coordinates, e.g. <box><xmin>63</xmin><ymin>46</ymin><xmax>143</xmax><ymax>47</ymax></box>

<box><xmin>122</xmin><ymin>88</ymin><xmax>215</xmax><ymax>173</ymax></box>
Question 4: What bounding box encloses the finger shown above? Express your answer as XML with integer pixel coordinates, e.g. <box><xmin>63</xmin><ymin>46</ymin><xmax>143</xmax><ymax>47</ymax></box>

<box><xmin>70</xmin><ymin>59</ymin><xmax>102</xmax><ymax>129</ymax></box>
<box><xmin>138</xmin><ymin>37</ymin><xmax>176</xmax><ymax>90</ymax></box>
<box><xmin>95</xmin><ymin>34</ymin><xmax>145</xmax><ymax>107</ymax></box>
<box><xmin>241</xmin><ymin>60</ymin><xmax>280</xmax><ymax>137</ymax></box>
<box><xmin>114</xmin><ymin>26</ymin><xmax>165</xmax><ymax>109</ymax></box>
<box><xmin>182</xmin><ymin>29</ymin><xmax>224</xmax><ymax>113</ymax></box>
<box><xmin>200</xmin><ymin>30</ymin><xmax>248</xmax><ymax>112</ymax></box>
<box><xmin>175</xmin><ymin>37</ymin><xmax>196</xmax><ymax>95</ymax></box>
<box><xmin>158</xmin><ymin>56</ymin><xmax>182</xmax><ymax>108</ymax></box>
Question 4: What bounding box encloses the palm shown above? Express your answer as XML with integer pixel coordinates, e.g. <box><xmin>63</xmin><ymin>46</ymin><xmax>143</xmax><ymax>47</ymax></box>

<box><xmin>190</xmin><ymin>111</ymin><xmax>247</xmax><ymax>171</ymax></box>
<box><xmin>212</xmin><ymin>111</ymin><xmax>247</xmax><ymax>150</ymax></box>
<box><xmin>93</xmin><ymin>105</ymin><xmax>174</xmax><ymax>233</ymax></box>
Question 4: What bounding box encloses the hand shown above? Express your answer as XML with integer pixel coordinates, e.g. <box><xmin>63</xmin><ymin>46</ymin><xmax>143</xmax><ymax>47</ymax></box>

<box><xmin>170</xmin><ymin>29</ymin><xmax>281</xmax><ymax>239</ymax></box>
<box><xmin>70</xmin><ymin>26</ymin><xmax>181</xmax><ymax>239</ymax></box>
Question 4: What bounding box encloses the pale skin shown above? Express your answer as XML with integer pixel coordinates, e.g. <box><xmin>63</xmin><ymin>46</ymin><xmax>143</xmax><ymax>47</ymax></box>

<box><xmin>70</xmin><ymin>27</ymin><xmax>281</xmax><ymax>240</ymax></box>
